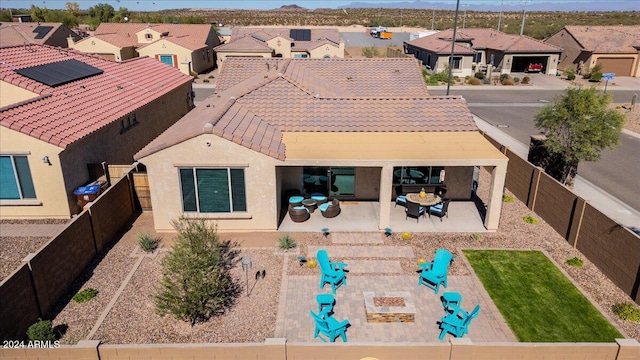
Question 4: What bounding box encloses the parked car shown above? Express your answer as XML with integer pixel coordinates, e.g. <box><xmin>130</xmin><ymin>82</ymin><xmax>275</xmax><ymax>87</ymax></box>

<box><xmin>525</xmin><ymin>63</ymin><xmax>543</xmax><ymax>73</ymax></box>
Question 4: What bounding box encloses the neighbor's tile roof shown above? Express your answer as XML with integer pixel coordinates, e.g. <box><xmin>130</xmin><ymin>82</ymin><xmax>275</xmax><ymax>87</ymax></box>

<box><xmin>213</xmin><ymin>34</ymin><xmax>274</xmax><ymax>52</ymax></box>
<box><xmin>223</xmin><ymin>27</ymin><xmax>341</xmax><ymax>53</ymax></box>
<box><xmin>76</xmin><ymin>23</ymin><xmax>213</xmax><ymax>51</ymax></box>
<box><xmin>0</xmin><ymin>45</ymin><xmax>191</xmax><ymax>148</ymax></box>
<box><xmin>426</xmin><ymin>28</ymin><xmax>562</xmax><ymax>53</ymax></box>
<box><xmin>0</xmin><ymin>22</ymin><xmax>71</xmax><ymax>46</ymax></box>
<box><xmin>136</xmin><ymin>57</ymin><xmax>477</xmax><ymax>161</ymax></box>
<box><xmin>405</xmin><ymin>35</ymin><xmax>476</xmax><ymax>55</ymax></box>
<box><xmin>564</xmin><ymin>25</ymin><xmax>640</xmax><ymax>53</ymax></box>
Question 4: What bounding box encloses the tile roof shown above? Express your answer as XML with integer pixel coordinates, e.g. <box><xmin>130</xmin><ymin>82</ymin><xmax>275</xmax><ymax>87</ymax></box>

<box><xmin>222</xmin><ymin>27</ymin><xmax>341</xmax><ymax>53</ymax></box>
<box><xmin>0</xmin><ymin>45</ymin><xmax>192</xmax><ymax>148</ymax></box>
<box><xmin>420</xmin><ymin>28</ymin><xmax>562</xmax><ymax>53</ymax></box>
<box><xmin>216</xmin><ymin>57</ymin><xmax>429</xmax><ymax>97</ymax></box>
<box><xmin>405</xmin><ymin>35</ymin><xmax>476</xmax><ymax>55</ymax></box>
<box><xmin>563</xmin><ymin>25</ymin><xmax>640</xmax><ymax>53</ymax></box>
<box><xmin>0</xmin><ymin>22</ymin><xmax>75</xmax><ymax>46</ymax></box>
<box><xmin>213</xmin><ymin>34</ymin><xmax>274</xmax><ymax>52</ymax></box>
<box><xmin>136</xmin><ymin>58</ymin><xmax>477</xmax><ymax>161</ymax></box>
<box><xmin>76</xmin><ymin>23</ymin><xmax>214</xmax><ymax>51</ymax></box>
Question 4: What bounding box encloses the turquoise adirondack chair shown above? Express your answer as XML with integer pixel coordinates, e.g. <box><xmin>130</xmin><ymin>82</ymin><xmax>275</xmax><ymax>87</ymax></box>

<box><xmin>438</xmin><ymin>304</ymin><xmax>480</xmax><ymax>340</ymax></box>
<box><xmin>317</xmin><ymin>249</ymin><xmax>348</xmax><ymax>294</ymax></box>
<box><xmin>310</xmin><ymin>310</ymin><xmax>350</xmax><ymax>343</ymax></box>
<box><xmin>418</xmin><ymin>248</ymin><xmax>453</xmax><ymax>293</ymax></box>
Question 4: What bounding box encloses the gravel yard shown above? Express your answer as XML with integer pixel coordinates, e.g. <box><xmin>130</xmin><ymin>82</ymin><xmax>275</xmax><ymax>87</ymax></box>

<box><xmin>0</xmin><ymin>236</ymin><xmax>50</xmax><ymax>280</ymax></box>
<box><xmin>40</xmin><ymin>168</ymin><xmax>640</xmax><ymax>344</ymax></box>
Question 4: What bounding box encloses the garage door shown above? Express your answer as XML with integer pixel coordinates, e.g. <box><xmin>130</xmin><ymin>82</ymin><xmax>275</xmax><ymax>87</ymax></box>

<box><xmin>511</xmin><ymin>56</ymin><xmax>549</xmax><ymax>74</ymax></box>
<box><xmin>596</xmin><ymin>57</ymin><xmax>634</xmax><ymax>76</ymax></box>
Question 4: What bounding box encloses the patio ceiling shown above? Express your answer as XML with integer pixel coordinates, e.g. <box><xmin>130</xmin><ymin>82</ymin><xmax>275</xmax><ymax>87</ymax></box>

<box><xmin>281</xmin><ymin>131</ymin><xmax>507</xmax><ymax>163</ymax></box>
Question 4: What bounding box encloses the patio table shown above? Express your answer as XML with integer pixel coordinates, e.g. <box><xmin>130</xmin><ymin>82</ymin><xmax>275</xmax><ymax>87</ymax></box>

<box><xmin>406</xmin><ymin>193</ymin><xmax>441</xmax><ymax>207</ymax></box>
<box><xmin>302</xmin><ymin>198</ymin><xmax>317</xmax><ymax>213</ymax></box>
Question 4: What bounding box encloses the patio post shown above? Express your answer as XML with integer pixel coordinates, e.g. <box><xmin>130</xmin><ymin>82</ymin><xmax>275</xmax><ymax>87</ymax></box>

<box><xmin>484</xmin><ymin>162</ymin><xmax>507</xmax><ymax>231</ymax></box>
<box><xmin>378</xmin><ymin>166</ymin><xmax>393</xmax><ymax>230</ymax></box>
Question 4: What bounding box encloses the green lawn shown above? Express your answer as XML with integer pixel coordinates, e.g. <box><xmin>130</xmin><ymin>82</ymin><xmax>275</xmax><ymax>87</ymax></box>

<box><xmin>464</xmin><ymin>250</ymin><xmax>622</xmax><ymax>342</ymax></box>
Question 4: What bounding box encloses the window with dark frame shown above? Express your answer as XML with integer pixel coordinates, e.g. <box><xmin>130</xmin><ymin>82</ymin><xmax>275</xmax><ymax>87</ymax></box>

<box><xmin>0</xmin><ymin>155</ymin><xmax>36</xmax><ymax>200</ymax></box>
<box><xmin>392</xmin><ymin>166</ymin><xmax>444</xmax><ymax>185</ymax></box>
<box><xmin>179</xmin><ymin>167</ymin><xmax>247</xmax><ymax>213</ymax></box>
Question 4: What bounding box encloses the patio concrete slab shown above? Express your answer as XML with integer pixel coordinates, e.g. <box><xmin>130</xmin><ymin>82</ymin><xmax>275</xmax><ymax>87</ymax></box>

<box><xmin>346</xmin><ymin>260</ymin><xmax>403</xmax><ymax>274</ymax></box>
<box><xmin>330</xmin><ymin>232</ymin><xmax>384</xmax><ymax>244</ymax></box>
<box><xmin>389</xmin><ymin>201</ymin><xmax>487</xmax><ymax>233</ymax></box>
<box><xmin>278</xmin><ymin>275</ymin><xmax>516</xmax><ymax>343</ymax></box>
<box><xmin>279</xmin><ymin>201</ymin><xmax>380</xmax><ymax>232</ymax></box>
<box><xmin>308</xmin><ymin>245</ymin><xmax>414</xmax><ymax>258</ymax></box>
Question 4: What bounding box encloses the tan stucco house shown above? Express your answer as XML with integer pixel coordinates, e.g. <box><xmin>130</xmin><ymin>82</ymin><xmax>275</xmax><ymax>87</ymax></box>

<box><xmin>545</xmin><ymin>25</ymin><xmax>640</xmax><ymax>77</ymax></box>
<box><xmin>0</xmin><ymin>22</ymin><xmax>80</xmax><ymax>47</ymax></box>
<box><xmin>68</xmin><ymin>23</ymin><xmax>220</xmax><ymax>75</ymax></box>
<box><xmin>135</xmin><ymin>57</ymin><xmax>507</xmax><ymax>233</ymax></box>
<box><xmin>214</xmin><ymin>27</ymin><xmax>344</xmax><ymax>69</ymax></box>
<box><xmin>405</xmin><ymin>28</ymin><xmax>562</xmax><ymax>77</ymax></box>
<box><xmin>0</xmin><ymin>45</ymin><xmax>193</xmax><ymax>219</ymax></box>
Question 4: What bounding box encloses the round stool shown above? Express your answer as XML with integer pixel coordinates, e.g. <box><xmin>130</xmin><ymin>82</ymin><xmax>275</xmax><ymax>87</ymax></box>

<box><xmin>289</xmin><ymin>196</ymin><xmax>304</xmax><ymax>207</ymax></box>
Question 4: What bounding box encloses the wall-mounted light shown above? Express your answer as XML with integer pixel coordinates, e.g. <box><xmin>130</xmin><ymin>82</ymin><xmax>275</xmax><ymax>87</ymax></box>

<box><xmin>439</xmin><ymin>170</ymin><xmax>446</xmax><ymax>182</ymax></box>
<box><xmin>42</xmin><ymin>156</ymin><xmax>51</xmax><ymax>165</ymax></box>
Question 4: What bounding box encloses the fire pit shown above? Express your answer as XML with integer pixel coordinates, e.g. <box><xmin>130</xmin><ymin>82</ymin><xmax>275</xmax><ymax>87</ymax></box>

<box><xmin>364</xmin><ymin>291</ymin><xmax>415</xmax><ymax>323</ymax></box>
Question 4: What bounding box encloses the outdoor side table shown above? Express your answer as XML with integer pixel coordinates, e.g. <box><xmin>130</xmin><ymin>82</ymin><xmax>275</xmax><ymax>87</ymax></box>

<box><xmin>316</xmin><ymin>293</ymin><xmax>335</xmax><ymax>313</ymax></box>
<box><xmin>302</xmin><ymin>199</ymin><xmax>317</xmax><ymax>213</ymax></box>
<box><xmin>441</xmin><ymin>291</ymin><xmax>462</xmax><ymax>313</ymax></box>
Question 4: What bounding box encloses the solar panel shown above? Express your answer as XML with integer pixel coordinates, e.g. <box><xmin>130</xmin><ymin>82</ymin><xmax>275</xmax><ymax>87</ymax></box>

<box><xmin>33</xmin><ymin>26</ymin><xmax>53</xmax><ymax>39</ymax></box>
<box><xmin>289</xmin><ymin>29</ymin><xmax>311</xmax><ymax>42</ymax></box>
<box><xmin>251</xmin><ymin>34</ymin><xmax>266</xmax><ymax>42</ymax></box>
<box><xmin>16</xmin><ymin>59</ymin><xmax>103</xmax><ymax>87</ymax></box>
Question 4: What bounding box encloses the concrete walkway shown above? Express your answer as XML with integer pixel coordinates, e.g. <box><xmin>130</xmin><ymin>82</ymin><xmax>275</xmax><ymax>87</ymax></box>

<box><xmin>0</xmin><ymin>223</ymin><xmax>66</xmax><ymax>238</ymax></box>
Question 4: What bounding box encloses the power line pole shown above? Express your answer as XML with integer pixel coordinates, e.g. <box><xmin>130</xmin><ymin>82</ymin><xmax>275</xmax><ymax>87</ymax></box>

<box><xmin>446</xmin><ymin>0</ymin><xmax>461</xmax><ymax>96</ymax></box>
<box><xmin>497</xmin><ymin>0</ymin><xmax>503</xmax><ymax>31</ymax></box>
<box><xmin>520</xmin><ymin>0</ymin><xmax>528</xmax><ymax>36</ymax></box>
<box><xmin>431</xmin><ymin>9</ymin><xmax>435</xmax><ymax>30</ymax></box>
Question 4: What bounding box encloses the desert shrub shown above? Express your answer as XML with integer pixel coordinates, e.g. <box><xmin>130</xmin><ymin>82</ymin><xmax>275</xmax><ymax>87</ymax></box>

<box><xmin>190</xmin><ymin>71</ymin><xmax>198</xmax><ymax>78</ymax></box>
<box><xmin>422</xmin><ymin>69</ymin><xmax>428</xmax><ymax>77</ymax></box>
<box><xmin>278</xmin><ymin>234</ymin><xmax>297</xmax><ymax>250</ymax></box>
<box><xmin>502</xmin><ymin>78</ymin><xmax>515</xmax><ymax>85</ymax></box>
<box><xmin>590</xmin><ymin>72</ymin><xmax>603</xmax><ymax>82</ymax></box>
<box><xmin>362</xmin><ymin>46</ymin><xmax>380</xmax><ymax>58</ymax></box>
<box><xmin>513</xmin><ymin>77</ymin><xmax>521</xmax><ymax>83</ymax></box>
<box><xmin>612</xmin><ymin>303</ymin><xmax>640</xmax><ymax>322</ymax></box>
<box><xmin>482</xmin><ymin>78</ymin><xmax>491</xmax><ymax>85</ymax></box>
<box><xmin>500</xmin><ymin>73</ymin><xmax>510</xmax><ymax>82</ymax></box>
<box><xmin>566</xmin><ymin>257</ymin><xmax>584</xmax><ymax>267</ymax></box>
<box><xmin>474</xmin><ymin>71</ymin><xmax>485</xmax><ymax>79</ymax></box>
<box><xmin>470</xmin><ymin>233</ymin><xmax>483</xmax><ymax>241</ymax></box>
<box><xmin>564</xmin><ymin>66</ymin><xmax>576</xmax><ymax>80</ymax></box>
<box><xmin>467</xmin><ymin>77</ymin><xmax>481</xmax><ymax>85</ymax></box>
<box><xmin>208</xmin><ymin>75</ymin><xmax>215</xmax><ymax>79</ymax></box>
<box><xmin>523</xmin><ymin>215</ymin><xmax>538</xmax><ymax>224</ymax></box>
<box><xmin>73</xmin><ymin>288</ymin><xmax>98</xmax><ymax>303</ymax></box>
<box><xmin>155</xmin><ymin>218</ymin><xmax>241</xmax><ymax>326</ymax></box>
<box><xmin>465</xmin><ymin>75</ymin><xmax>470</xmax><ymax>81</ymax></box>
<box><xmin>138</xmin><ymin>233</ymin><xmax>160</xmax><ymax>253</ymax></box>
<box><xmin>203</xmin><ymin>79</ymin><xmax>209</xmax><ymax>83</ymax></box>
<box><xmin>522</xmin><ymin>76</ymin><xmax>531</xmax><ymax>84</ymax></box>
<box><xmin>502</xmin><ymin>194</ymin><xmax>514</xmax><ymax>203</ymax></box>
<box><xmin>582</xmin><ymin>72</ymin><xmax>591</xmax><ymax>80</ymax></box>
<box><xmin>27</xmin><ymin>319</ymin><xmax>56</xmax><ymax>341</ymax></box>
<box><xmin>453</xmin><ymin>75</ymin><xmax>460</xmax><ymax>81</ymax></box>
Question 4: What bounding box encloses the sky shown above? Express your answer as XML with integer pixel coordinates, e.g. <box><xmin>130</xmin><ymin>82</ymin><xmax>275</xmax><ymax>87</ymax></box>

<box><xmin>3</xmin><ymin>0</ymin><xmax>639</xmax><ymax>11</ymax></box>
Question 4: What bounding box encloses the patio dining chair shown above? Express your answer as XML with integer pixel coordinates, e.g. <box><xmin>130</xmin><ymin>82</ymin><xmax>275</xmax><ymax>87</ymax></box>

<box><xmin>428</xmin><ymin>199</ymin><xmax>450</xmax><ymax>221</ymax></box>
<box><xmin>418</xmin><ymin>248</ymin><xmax>453</xmax><ymax>293</ymax></box>
<box><xmin>317</xmin><ymin>249</ymin><xmax>348</xmax><ymax>294</ymax></box>
<box><xmin>310</xmin><ymin>309</ymin><xmax>350</xmax><ymax>342</ymax></box>
<box><xmin>405</xmin><ymin>201</ymin><xmax>425</xmax><ymax>222</ymax></box>
<box><xmin>438</xmin><ymin>304</ymin><xmax>480</xmax><ymax>340</ymax></box>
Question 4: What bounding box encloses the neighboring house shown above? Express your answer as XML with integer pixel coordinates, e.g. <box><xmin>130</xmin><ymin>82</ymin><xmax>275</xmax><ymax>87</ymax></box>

<box><xmin>214</xmin><ymin>27</ymin><xmax>344</xmax><ymax>69</ymax></box>
<box><xmin>68</xmin><ymin>23</ymin><xmax>220</xmax><ymax>75</ymax></box>
<box><xmin>545</xmin><ymin>25</ymin><xmax>640</xmax><ymax>77</ymax></box>
<box><xmin>0</xmin><ymin>45</ymin><xmax>193</xmax><ymax>219</ymax></box>
<box><xmin>11</xmin><ymin>15</ymin><xmax>32</xmax><ymax>23</ymax></box>
<box><xmin>405</xmin><ymin>28</ymin><xmax>562</xmax><ymax>76</ymax></box>
<box><xmin>0</xmin><ymin>22</ymin><xmax>80</xmax><ymax>47</ymax></box>
<box><xmin>135</xmin><ymin>57</ymin><xmax>507</xmax><ymax>233</ymax></box>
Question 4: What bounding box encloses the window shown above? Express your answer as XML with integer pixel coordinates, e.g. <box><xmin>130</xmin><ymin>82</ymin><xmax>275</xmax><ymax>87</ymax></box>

<box><xmin>179</xmin><ymin>168</ymin><xmax>246</xmax><ymax>213</ymax></box>
<box><xmin>145</xmin><ymin>33</ymin><xmax>153</xmax><ymax>40</ymax></box>
<box><xmin>473</xmin><ymin>53</ymin><xmax>482</xmax><ymax>63</ymax></box>
<box><xmin>294</xmin><ymin>53</ymin><xmax>308</xmax><ymax>58</ymax></box>
<box><xmin>392</xmin><ymin>166</ymin><xmax>444</xmax><ymax>185</ymax></box>
<box><xmin>159</xmin><ymin>55</ymin><xmax>174</xmax><ymax>66</ymax></box>
<box><xmin>450</xmin><ymin>56</ymin><xmax>462</xmax><ymax>69</ymax></box>
<box><xmin>0</xmin><ymin>155</ymin><xmax>36</xmax><ymax>200</ymax></box>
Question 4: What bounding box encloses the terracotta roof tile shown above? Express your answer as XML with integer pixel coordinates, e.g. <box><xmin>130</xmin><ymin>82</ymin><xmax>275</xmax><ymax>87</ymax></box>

<box><xmin>0</xmin><ymin>22</ymin><xmax>78</xmax><ymax>47</ymax></box>
<box><xmin>136</xmin><ymin>58</ymin><xmax>476</xmax><ymax>161</ymax></box>
<box><xmin>231</xmin><ymin>27</ymin><xmax>340</xmax><ymax>43</ymax></box>
<box><xmin>405</xmin><ymin>36</ymin><xmax>476</xmax><ymax>54</ymax></box>
<box><xmin>225</xmin><ymin>27</ymin><xmax>341</xmax><ymax>53</ymax></box>
<box><xmin>213</xmin><ymin>34</ymin><xmax>274</xmax><ymax>52</ymax></box>
<box><xmin>425</xmin><ymin>28</ymin><xmax>561</xmax><ymax>53</ymax></box>
<box><xmin>1</xmin><ymin>45</ymin><xmax>191</xmax><ymax>148</ymax></box>
<box><xmin>563</xmin><ymin>25</ymin><xmax>640</xmax><ymax>53</ymax></box>
<box><xmin>76</xmin><ymin>23</ymin><xmax>214</xmax><ymax>50</ymax></box>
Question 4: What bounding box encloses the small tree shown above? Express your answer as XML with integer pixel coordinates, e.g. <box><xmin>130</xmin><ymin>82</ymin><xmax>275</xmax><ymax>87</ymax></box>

<box><xmin>155</xmin><ymin>217</ymin><xmax>241</xmax><ymax>327</ymax></box>
<box><xmin>362</xmin><ymin>46</ymin><xmax>380</xmax><ymax>58</ymax></box>
<box><xmin>534</xmin><ymin>86</ymin><xmax>624</xmax><ymax>186</ymax></box>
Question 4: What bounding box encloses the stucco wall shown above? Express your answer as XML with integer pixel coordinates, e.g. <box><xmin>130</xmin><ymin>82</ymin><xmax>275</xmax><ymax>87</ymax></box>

<box><xmin>69</xmin><ymin>37</ymin><xmax>133</xmax><ymax>61</ymax></box>
<box><xmin>436</xmin><ymin>55</ymin><xmax>474</xmax><ymax>77</ymax></box>
<box><xmin>140</xmin><ymin>134</ymin><xmax>282</xmax><ymax>232</ymax></box>
<box><xmin>545</xmin><ymin>28</ymin><xmax>583</xmax><ymax>71</ymax></box>
<box><xmin>139</xmin><ymin>41</ymin><xmax>207</xmax><ymax>75</ymax></box>
<box><xmin>309</xmin><ymin>42</ymin><xmax>345</xmax><ymax>59</ymax></box>
<box><xmin>354</xmin><ymin>167</ymin><xmax>381</xmax><ymax>200</ymax></box>
<box><xmin>0</xmin><ymin>128</ymin><xmax>68</xmax><ymax>218</ymax></box>
<box><xmin>58</xmin><ymin>81</ymin><xmax>192</xmax><ymax>215</ymax></box>
<box><xmin>267</xmin><ymin>36</ymin><xmax>292</xmax><ymax>57</ymax></box>
<box><xmin>0</xmin><ymin>81</ymin><xmax>38</xmax><ymax>107</ymax></box>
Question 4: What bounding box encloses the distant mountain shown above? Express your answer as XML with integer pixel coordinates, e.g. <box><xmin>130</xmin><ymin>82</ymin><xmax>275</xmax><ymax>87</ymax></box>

<box><xmin>342</xmin><ymin>1</ymin><xmax>640</xmax><ymax>12</ymax></box>
<box><xmin>275</xmin><ymin>4</ymin><xmax>308</xmax><ymax>11</ymax></box>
